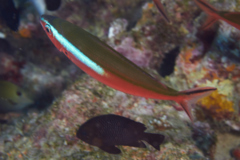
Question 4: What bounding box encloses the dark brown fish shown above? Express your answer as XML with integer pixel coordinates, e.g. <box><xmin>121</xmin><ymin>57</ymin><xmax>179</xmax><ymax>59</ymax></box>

<box><xmin>76</xmin><ymin>114</ymin><xmax>164</xmax><ymax>154</ymax></box>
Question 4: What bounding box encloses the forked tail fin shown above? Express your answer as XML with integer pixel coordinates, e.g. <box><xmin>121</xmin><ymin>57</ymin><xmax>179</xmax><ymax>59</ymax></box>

<box><xmin>143</xmin><ymin>133</ymin><xmax>165</xmax><ymax>150</ymax></box>
<box><xmin>200</xmin><ymin>16</ymin><xmax>218</xmax><ymax>30</ymax></box>
<box><xmin>178</xmin><ymin>87</ymin><xmax>217</xmax><ymax>122</ymax></box>
<box><xmin>194</xmin><ymin>0</ymin><xmax>219</xmax><ymax>29</ymax></box>
<box><xmin>194</xmin><ymin>0</ymin><xmax>218</xmax><ymax>15</ymax></box>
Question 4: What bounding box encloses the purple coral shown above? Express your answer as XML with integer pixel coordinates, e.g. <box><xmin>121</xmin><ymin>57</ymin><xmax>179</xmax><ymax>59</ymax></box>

<box><xmin>114</xmin><ymin>37</ymin><xmax>152</xmax><ymax>67</ymax></box>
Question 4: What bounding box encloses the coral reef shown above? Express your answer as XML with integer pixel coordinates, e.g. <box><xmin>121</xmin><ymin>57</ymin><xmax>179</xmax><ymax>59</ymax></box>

<box><xmin>0</xmin><ymin>0</ymin><xmax>240</xmax><ymax>159</ymax></box>
<box><xmin>198</xmin><ymin>90</ymin><xmax>234</xmax><ymax>120</ymax></box>
<box><xmin>0</xmin><ymin>75</ymin><xmax>199</xmax><ymax>159</ymax></box>
<box><xmin>0</xmin><ymin>52</ymin><xmax>25</xmax><ymax>83</ymax></box>
<box><xmin>113</xmin><ymin>37</ymin><xmax>152</xmax><ymax>67</ymax></box>
<box><xmin>191</xmin><ymin>122</ymin><xmax>216</xmax><ymax>159</ymax></box>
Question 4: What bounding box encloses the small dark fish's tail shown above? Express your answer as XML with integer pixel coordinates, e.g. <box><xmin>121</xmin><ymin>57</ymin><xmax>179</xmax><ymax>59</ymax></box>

<box><xmin>178</xmin><ymin>87</ymin><xmax>216</xmax><ymax>122</ymax></box>
<box><xmin>194</xmin><ymin>0</ymin><xmax>219</xmax><ymax>30</ymax></box>
<box><xmin>143</xmin><ymin>133</ymin><xmax>165</xmax><ymax>150</ymax></box>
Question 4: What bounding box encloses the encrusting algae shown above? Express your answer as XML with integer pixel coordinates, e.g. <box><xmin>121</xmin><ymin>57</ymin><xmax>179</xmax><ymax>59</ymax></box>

<box><xmin>2</xmin><ymin>0</ymin><xmax>240</xmax><ymax>159</ymax></box>
<box><xmin>18</xmin><ymin>27</ymin><xmax>32</xmax><ymax>38</ymax></box>
<box><xmin>198</xmin><ymin>90</ymin><xmax>234</xmax><ymax>120</ymax></box>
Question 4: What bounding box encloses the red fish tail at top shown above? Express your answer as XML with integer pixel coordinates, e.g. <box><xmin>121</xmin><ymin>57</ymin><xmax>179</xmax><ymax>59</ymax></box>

<box><xmin>194</xmin><ymin>0</ymin><xmax>218</xmax><ymax>16</ymax></box>
<box><xmin>194</xmin><ymin>0</ymin><xmax>219</xmax><ymax>30</ymax></box>
<box><xmin>200</xmin><ymin>16</ymin><xmax>218</xmax><ymax>30</ymax></box>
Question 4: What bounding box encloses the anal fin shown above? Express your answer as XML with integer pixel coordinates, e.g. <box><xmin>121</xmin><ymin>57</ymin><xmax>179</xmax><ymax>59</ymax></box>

<box><xmin>126</xmin><ymin>140</ymin><xmax>146</xmax><ymax>148</ymax></box>
<box><xmin>99</xmin><ymin>145</ymin><xmax>121</xmax><ymax>154</ymax></box>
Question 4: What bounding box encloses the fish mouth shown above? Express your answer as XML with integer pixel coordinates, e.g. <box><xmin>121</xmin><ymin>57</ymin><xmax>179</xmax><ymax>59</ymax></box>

<box><xmin>21</xmin><ymin>98</ymin><xmax>34</xmax><ymax>108</ymax></box>
<box><xmin>40</xmin><ymin>17</ymin><xmax>47</xmax><ymax>29</ymax></box>
<box><xmin>27</xmin><ymin>98</ymin><xmax>34</xmax><ymax>105</ymax></box>
<box><xmin>40</xmin><ymin>15</ymin><xmax>57</xmax><ymax>26</ymax></box>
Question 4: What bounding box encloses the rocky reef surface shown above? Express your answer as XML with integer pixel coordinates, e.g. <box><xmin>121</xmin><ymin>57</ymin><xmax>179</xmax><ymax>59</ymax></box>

<box><xmin>1</xmin><ymin>0</ymin><xmax>240</xmax><ymax>159</ymax></box>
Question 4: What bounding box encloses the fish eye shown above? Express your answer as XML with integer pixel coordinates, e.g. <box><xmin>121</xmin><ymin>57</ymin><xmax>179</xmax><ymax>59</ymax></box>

<box><xmin>45</xmin><ymin>24</ymin><xmax>52</xmax><ymax>35</ymax></box>
<box><xmin>16</xmin><ymin>91</ymin><xmax>22</xmax><ymax>96</ymax></box>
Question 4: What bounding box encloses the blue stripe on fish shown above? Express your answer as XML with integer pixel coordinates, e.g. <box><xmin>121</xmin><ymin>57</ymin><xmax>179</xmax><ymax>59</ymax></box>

<box><xmin>41</xmin><ymin>17</ymin><xmax>105</xmax><ymax>75</ymax></box>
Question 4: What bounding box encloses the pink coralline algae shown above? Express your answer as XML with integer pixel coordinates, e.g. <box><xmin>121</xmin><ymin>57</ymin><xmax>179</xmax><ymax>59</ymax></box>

<box><xmin>0</xmin><ymin>52</ymin><xmax>25</xmax><ymax>83</ymax></box>
<box><xmin>114</xmin><ymin>37</ymin><xmax>152</xmax><ymax>67</ymax></box>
